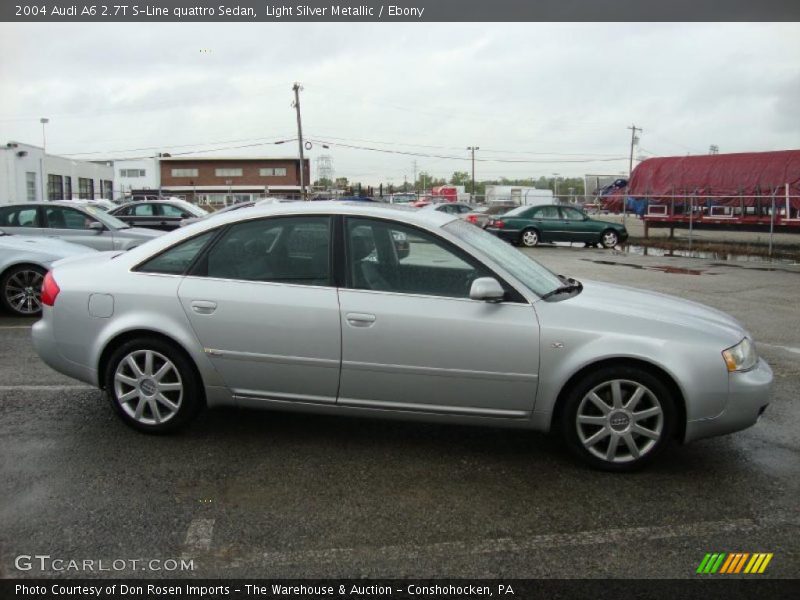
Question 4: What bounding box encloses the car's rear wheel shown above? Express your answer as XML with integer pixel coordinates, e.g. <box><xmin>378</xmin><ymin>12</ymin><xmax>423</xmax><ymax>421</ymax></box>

<box><xmin>561</xmin><ymin>366</ymin><xmax>675</xmax><ymax>471</ymax></box>
<box><xmin>1</xmin><ymin>264</ymin><xmax>46</xmax><ymax>317</ymax></box>
<box><xmin>105</xmin><ymin>337</ymin><xmax>202</xmax><ymax>433</ymax></box>
<box><xmin>601</xmin><ymin>229</ymin><xmax>619</xmax><ymax>248</ymax></box>
<box><xmin>520</xmin><ymin>228</ymin><xmax>540</xmax><ymax>248</ymax></box>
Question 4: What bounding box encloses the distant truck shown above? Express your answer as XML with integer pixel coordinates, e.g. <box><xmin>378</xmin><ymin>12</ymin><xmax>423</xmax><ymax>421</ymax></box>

<box><xmin>484</xmin><ymin>185</ymin><xmax>554</xmax><ymax>206</ymax></box>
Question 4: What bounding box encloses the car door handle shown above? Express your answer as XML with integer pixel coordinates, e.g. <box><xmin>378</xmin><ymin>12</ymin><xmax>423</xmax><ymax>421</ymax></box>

<box><xmin>191</xmin><ymin>300</ymin><xmax>217</xmax><ymax>315</ymax></box>
<box><xmin>346</xmin><ymin>312</ymin><xmax>376</xmax><ymax>327</ymax></box>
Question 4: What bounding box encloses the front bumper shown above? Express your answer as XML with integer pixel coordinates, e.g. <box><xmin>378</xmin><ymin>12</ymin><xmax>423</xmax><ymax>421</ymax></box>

<box><xmin>684</xmin><ymin>358</ymin><xmax>773</xmax><ymax>442</ymax></box>
<box><xmin>485</xmin><ymin>227</ymin><xmax>520</xmax><ymax>243</ymax></box>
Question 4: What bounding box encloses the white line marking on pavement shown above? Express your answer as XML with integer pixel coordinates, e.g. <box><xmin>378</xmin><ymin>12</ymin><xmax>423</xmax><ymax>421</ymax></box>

<box><xmin>0</xmin><ymin>385</ymin><xmax>94</xmax><ymax>391</ymax></box>
<box><xmin>221</xmin><ymin>515</ymin><xmax>800</xmax><ymax>568</ymax></box>
<box><xmin>760</xmin><ymin>342</ymin><xmax>800</xmax><ymax>355</ymax></box>
<box><xmin>183</xmin><ymin>518</ymin><xmax>215</xmax><ymax>555</ymax></box>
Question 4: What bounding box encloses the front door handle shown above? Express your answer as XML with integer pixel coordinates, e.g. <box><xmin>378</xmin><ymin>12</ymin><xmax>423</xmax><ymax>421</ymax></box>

<box><xmin>346</xmin><ymin>312</ymin><xmax>376</xmax><ymax>327</ymax></box>
<box><xmin>191</xmin><ymin>300</ymin><xmax>217</xmax><ymax>315</ymax></box>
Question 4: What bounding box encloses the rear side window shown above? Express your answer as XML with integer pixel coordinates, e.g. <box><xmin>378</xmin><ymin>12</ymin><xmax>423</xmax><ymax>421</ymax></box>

<box><xmin>195</xmin><ymin>216</ymin><xmax>331</xmax><ymax>286</ymax></box>
<box><xmin>132</xmin><ymin>204</ymin><xmax>155</xmax><ymax>216</ymax></box>
<box><xmin>137</xmin><ymin>231</ymin><xmax>216</xmax><ymax>275</ymax></box>
<box><xmin>0</xmin><ymin>206</ymin><xmax>39</xmax><ymax>227</ymax></box>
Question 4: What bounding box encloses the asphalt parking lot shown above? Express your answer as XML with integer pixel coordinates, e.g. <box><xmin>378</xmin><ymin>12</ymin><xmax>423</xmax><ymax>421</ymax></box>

<box><xmin>1</xmin><ymin>245</ymin><xmax>798</xmax><ymax>579</ymax></box>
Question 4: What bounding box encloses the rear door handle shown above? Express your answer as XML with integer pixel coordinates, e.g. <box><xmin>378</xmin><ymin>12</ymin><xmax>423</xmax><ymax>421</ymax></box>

<box><xmin>346</xmin><ymin>312</ymin><xmax>376</xmax><ymax>327</ymax></box>
<box><xmin>191</xmin><ymin>300</ymin><xmax>217</xmax><ymax>315</ymax></box>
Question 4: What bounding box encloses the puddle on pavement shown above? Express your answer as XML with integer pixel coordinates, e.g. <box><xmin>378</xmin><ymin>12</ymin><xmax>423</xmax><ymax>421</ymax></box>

<box><xmin>622</xmin><ymin>244</ymin><xmax>796</xmax><ymax>265</ymax></box>
<box><xmin>586</xmin><ymin>260</ymin><xmax>710</xmax><ymax>276</ymax></box>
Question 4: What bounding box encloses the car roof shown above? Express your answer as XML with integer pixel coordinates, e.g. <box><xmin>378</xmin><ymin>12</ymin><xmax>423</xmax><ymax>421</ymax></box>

<box><xmin>183</xmin><ymin>201</ymin><xmax>458</xmax><ymax>231</ymax></box>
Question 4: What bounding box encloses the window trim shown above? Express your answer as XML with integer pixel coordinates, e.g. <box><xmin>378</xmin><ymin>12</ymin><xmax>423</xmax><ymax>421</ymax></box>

<box><xmin>341</xmin><ymin>215</ymin><xmax>527</xmax><ymax>303</ymax></box>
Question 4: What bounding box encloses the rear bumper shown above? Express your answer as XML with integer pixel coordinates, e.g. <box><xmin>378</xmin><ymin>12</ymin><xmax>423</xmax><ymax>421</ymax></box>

<box><xmin>684</xmin><ymin>358</ymin><xmax>773</xmax><ymax>442</ymax></box>
<box><xmin>485</xmin><ymin>227</ymin><xmax>520</xmax><ymax>243</ymax></box>
<box><xmin>31</xmin><ymin>310</ymin><xmax>98</xmax><ymax>387</ymax></box>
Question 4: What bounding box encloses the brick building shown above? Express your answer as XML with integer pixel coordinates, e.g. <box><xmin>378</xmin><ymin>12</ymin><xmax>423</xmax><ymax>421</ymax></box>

<box><xmin>158</xmin><ymin>156</ymin><xmax>311</xmax><ymax>205</ymax></box>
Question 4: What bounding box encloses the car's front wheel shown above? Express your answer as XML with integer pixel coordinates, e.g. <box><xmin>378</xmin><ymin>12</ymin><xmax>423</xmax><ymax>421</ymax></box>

<box><xmin>561</xmin><ymin>366</ymin><xmax>675</xmax><ymax>471</ymax></box>
<box><xmin>601</xmin><ymin>229</ymin><xmax>619</xmax><ymax>248</ymax></box>
<box><xmin>520</xmin><ymin>228</ymin><xmax>540</xmax><ymax>248</ymax></box>
<box><xmin>1</xmin><ymin>264</ymin><xmax>46</xmax><ymax>317</ymax></box>
<box><xmin>105</xmin><ymin>337</ymin><xmax>202</xmax><ymax>433</ymax></box>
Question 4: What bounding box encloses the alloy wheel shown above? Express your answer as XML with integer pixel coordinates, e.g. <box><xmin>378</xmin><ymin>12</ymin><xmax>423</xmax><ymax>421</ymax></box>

<box><xmin>575</xmin><ymin>379</ymin><xmax>664</xmax><ymax>464</ymax></box>
<box><xmin>602</xmin><ymin>231</ymin><xmax>619</xmax><ymax>248</ymax></box>
<box><xmin>4</xmin><ymin>269</ymin><xmax>44</xmax><ymax>315</ymax></box>
<box><xmin>522</xmin><ymin>230</ymin><xmax>539</xmax><ymax>247</ymax></box>
<box><xmin>113</xmin><ymin>350</ymin><xmax>183</xmax><ymax>426</ymax></box>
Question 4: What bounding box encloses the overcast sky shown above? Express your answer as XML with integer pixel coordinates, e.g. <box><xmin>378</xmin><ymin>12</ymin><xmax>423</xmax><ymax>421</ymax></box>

<box><xmin>0</xmin><ymin>22</ymin><xmax>798</xmax><ymax>184</ymax></box>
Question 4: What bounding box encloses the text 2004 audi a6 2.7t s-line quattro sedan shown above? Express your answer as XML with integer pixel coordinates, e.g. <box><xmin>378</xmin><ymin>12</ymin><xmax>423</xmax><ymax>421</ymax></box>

<box><xmin>32</xmin><ymin>202</ymin><xmax>772</xmax><ymax>471</ymax></box>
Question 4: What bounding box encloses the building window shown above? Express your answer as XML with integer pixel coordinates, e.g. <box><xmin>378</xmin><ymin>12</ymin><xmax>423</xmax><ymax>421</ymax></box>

<box><xmin>26</xmin><ymin>172</ymin><xmax>37</xmax><ymax>202</ymax></box>
<box><xmin>259</xmin><ymin>167</ymin><xmax>288</xmax><ymax>177</ymax></box>
<box><xmin>215</xmin><ymin>168</ymin><xmax>243</xmax><ymax>177</ymax></box>
<box><xmin>78</xmin><ymin>177</ymin><xmax>94</xmax><ymax>200</ymax></box>
<box><xmin>120</xmin><ymin>169</ymin><xmax>146</xmax><ymax>177</ymax></box>
<box><xmin>101</xmin><ymin>180</ymin><xmax>113</xmax><ymax>200</ymax></box>
<box><xmin>64</xmin><ymin>176</ymin><xmax>72</xmax><ymax>199</ymax></box>
<box><xmin>171</xmin><ymin>168</ymin><xmax>199</xmax><ymax>177</ymax></box>
<box><xmin>48</xmin><ymin>174</ymin><xmax>63</xmax><ymax>200</ymax></box>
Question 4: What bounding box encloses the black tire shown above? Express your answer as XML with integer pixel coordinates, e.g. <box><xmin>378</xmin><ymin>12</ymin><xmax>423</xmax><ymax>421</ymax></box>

<box><xmin>104</xmin><ymin>336</ymin><xmax>203</xmax><ymax>434</ymax></box>
<box><xmin>560</xmin><ymin>365</ymin><xmax>676</xmax><ymax>472</ymax></box>
<box><xmin>519</xmin><ymin>228</ymin><xmax>540</xmax><ymax>248</ymax></box>
<box><xmin>0</xmin><ymin>264</ymin><xmax>47</xmax><ymax>317</ymax></box>
<box><xmin>600</xmin><ymin>229</ymin><xmax>620</xmax><ymax>249</ymax></box>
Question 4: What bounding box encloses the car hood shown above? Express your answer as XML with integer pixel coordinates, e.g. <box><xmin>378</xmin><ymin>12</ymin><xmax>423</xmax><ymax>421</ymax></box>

<box><xmin>0</xmin><ymin>235</ymin><xmax>96</xmax><ymax>258</ymax></box>
<box><xmin>116</xmin><ymin>227</ymin><xmax>165</xmax><ymax>239</ymax></box>
<box><xmin>560</xmin><ymin>279</ymin><xmax>746</xmax><ymax>345</ymax></box>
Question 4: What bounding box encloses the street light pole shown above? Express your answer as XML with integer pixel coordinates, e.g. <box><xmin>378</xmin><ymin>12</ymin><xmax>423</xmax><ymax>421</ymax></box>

<box><xmin>467</xmin><ymin>146</ymin><xmax>479</xmax><ymax>201</ymax></box>
<box><xmin>292</xmin><ymin>83</ymin><xmax>307</xmax><ymax>200</ymax></box>
<box><xmin>552</xmin><ymin>173</ymin><xmax>559</xmax><ymax>203</ymax></box>
<box><xmin>40</xmin><ymin>117</ymin><xmax>49</xmax><ymax>201</ymax></box>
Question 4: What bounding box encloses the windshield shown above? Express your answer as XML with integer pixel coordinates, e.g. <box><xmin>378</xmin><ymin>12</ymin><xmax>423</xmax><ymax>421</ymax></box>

<box><xmin>174</xmin><ymin>201</ymin><xmax>209</xmax><ymax>217</ymax></box>
<box><xmin>502</xmin><ymin>205</ymin><xmax>530</xmax><ymax>217</ymax></box>
<box><xmin>444</xmin><ymin>219</ymin><xmax>563</xmax><ymax>297</ymax></box>
<box><xmin>83</xmin><ymin>205</ymin><xmax>131</xmax><ymax>229</ymax></box>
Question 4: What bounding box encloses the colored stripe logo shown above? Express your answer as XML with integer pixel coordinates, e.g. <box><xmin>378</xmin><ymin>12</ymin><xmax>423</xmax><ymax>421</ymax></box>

<box><xmin>696</xmin><ymin>552</ymin><xmax>773</xmax><ymax>574</ymax></box>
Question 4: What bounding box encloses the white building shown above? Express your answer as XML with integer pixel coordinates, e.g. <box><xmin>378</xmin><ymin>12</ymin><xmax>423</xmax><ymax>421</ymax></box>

<box><xmin>484</xmin><ymin>185</ymin><xmax>555</xmax><ymax>206</ymax></box>
<box><xmin>112</xmin><ymin>157</ymin><xmax>160</xmax><ymax>197</ymax></box>
<box><xmin>0</xmin><ymin>141</ymin><xmax>114</xmax><ymax>203</ymax></box>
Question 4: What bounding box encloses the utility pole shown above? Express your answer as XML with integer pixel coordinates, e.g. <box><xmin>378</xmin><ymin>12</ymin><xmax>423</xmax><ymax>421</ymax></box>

<box><xmin>292</xmin><ymin>83</ymin><xmax>306</xmax><ymax>200</ymax></box>
<box><xmin>40</xmin><ymin>117</ymin><xmax>49</xmax><ymax>201</ymax></box>
<box><xmin>467</xmin><ymin>146</ymin><xmax>479</xmax><ymax>201</ymax></box>
<box><xmin>626</xmin><ymin>125</ymin><xmax>642</xmax><ymax>223</ymax></box>
<box><xmin>412</xmin><ymin>160</ymin><xmax>417</xmax><ymax>194</ymax></box>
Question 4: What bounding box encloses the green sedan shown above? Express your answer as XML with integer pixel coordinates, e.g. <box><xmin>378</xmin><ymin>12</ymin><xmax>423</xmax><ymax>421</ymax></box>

<box><xmin>484</xmin><ymin>204</ymin><xmax>628</xmax><ymax>248</ymax></box>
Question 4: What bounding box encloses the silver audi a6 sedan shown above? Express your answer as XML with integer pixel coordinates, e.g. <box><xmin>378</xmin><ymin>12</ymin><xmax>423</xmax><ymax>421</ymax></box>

<box><xmin>0</xmin><ymin>202</ymin><xmax>164</xmax><ymax>251</ymax></box>
<box><xmin>31</xmin><ymin>202</ymin><xmax>772</xmax><ymax>470</ymax></box>
<box><xmin>0</xmin><ymin>230</ymin><xmax>96</xmax><ymax>316</ymax></box>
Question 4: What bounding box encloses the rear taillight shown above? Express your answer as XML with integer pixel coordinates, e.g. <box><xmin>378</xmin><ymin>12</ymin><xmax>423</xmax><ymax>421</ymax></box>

<box><xmin>41</xmin><ymin>271</ymin><xmax>60</xmax><ymax>307</ymax></box>
<box><xmin>493</xmin><ymin>220</ymin><xmax>505</xmax><ymax>229</ymax></box>
<box><xmin>466</xmin><ymin>214</ymin><xmax>477</xmax><ymax>223</ymax></box>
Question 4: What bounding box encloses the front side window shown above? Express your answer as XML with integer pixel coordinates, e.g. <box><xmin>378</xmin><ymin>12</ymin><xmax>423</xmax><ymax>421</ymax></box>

<box><xmin>44</xmin><ymin>206</ymin><xmax>98</xmax><ymax>230</ymax></box>
<box><xmin>346</xmin><ymin>218</ymin><xmax>490</xmax><ymax>299</ymax></box>
<box><xmin>0</xmin><ymin>206</ymin><xmax>39</xmax><ymax>228</ymax></box>
<box><xmin>533</xmin><ymin>206</ymin><xmax>560</xmax><ymax>219</ymax></box>
<box><xmin>137</xmin><ymin>231</ymin><xmax>216</xmax><ymax>275</ymax></box>
<box><xmin>560</xmin><ymin>207</ymin><xmax>585</xmax><ymax>220</ymax></box>
<box><xmin>160</xmin><ymin>204</ymin><xmax>188</xmax><ymax>218</ymax></box>
<box><xmin>195</xmin><ymin>216</ymin><xmax>331</xmax><ymax>286</ymax></box>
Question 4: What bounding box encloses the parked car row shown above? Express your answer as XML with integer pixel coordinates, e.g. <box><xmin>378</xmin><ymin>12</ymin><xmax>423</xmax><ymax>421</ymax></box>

<box><xmin>27</xmin><ymin>201</ymin><xmax>772</xmax><ymax>471</ymax></box>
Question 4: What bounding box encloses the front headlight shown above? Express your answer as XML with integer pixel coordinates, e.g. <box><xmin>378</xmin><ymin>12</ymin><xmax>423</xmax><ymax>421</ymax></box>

<box><xmin>722</xmin><ymin>338</ymin><xmax>758</xmax><ymax>372</ymax></box>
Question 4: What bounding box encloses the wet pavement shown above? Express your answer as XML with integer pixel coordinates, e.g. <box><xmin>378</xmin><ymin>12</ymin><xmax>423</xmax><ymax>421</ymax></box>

<box><xmin>0</xmin><ymin>246</ymin><xmax>798</xmax><ymax>579</ymax></box>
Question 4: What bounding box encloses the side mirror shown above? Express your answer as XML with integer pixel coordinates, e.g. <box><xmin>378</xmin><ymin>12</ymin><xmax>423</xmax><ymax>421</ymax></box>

<box><xmin>469</xmin><ymin>277</ymin><xmax>505</xmax><ymax>303</ymax></box>
<box><xmin>88</xmin><ymin>221</ymin><xmax>104</xmax><ymax>233</ymax></box>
